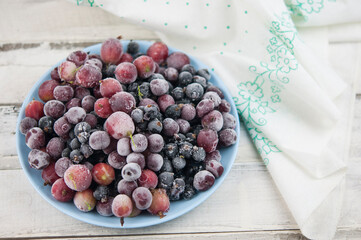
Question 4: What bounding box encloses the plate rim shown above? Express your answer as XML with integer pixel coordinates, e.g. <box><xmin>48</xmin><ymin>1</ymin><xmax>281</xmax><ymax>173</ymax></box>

<box><xmin>16</xmin><ymin>40</ymin><xmax>241</xmax><ymax>229</ymax></box>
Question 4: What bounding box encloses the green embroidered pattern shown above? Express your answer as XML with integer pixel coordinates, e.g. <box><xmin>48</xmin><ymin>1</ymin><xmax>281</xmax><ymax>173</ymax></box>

<box><xmin>247</xmin><ymin>122</ymin><xmax>280</xmax><ymax>155</ymax></box>
<box><xmin>233</xmin><ymin>12</ymin><xmax>299</xmax><ymax>165</ymax></box>
<box><xmin>285</xmin><ymin>0</ymin><xmax>327</xmax><ymax>21</ymax></box>
<box><xmin>234</xmin><ymin>2</ymin><xmax>335</xmax><ymax>165</ymax></box>
<box><xmin>76</xmin><ymin>0</ymin><xmax>103</xmax><ymax>7</ymax></box>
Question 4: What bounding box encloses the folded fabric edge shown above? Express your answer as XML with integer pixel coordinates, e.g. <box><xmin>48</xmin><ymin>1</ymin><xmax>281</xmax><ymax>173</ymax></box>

<box><xmin>267</xmin><ymin>152</ymin><xmax>347</xmax><ymax>236</ymax></box>
<box><xmin>280</xmin><ymin>147</ymin><xmax>347</xmax><ymax>179</ymax></box>
<box><xmin>300</xmin><ymin>177</ymin><xmax>345</xmax><ymax>240</ymax></box>
<box><xmin>294</xmin><ymin>42</ymin><xmax>347</xmax><ymax>100</ymax></box>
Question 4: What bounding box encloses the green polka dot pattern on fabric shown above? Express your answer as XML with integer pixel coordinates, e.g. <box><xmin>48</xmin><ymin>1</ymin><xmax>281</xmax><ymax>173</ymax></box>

<box><xmin>142</xmin><ymin>19</ymin><xmax>146</xmax><ymax>22</ymax></box>
<box><xmin>185</xmin><ymin>25</ymin><xmax>188</xmax><ymax>29</ymax></box>
<box><xmin>211</xmin><ymin>68</ymin><xmax>214</xmax><ymax>71</ymax></box>
<box><xmin>164</xmin><ymin>22</ymin><xmax>168</xmax><ymax>26</ymax></box>
<box><xmin>227</xmin><ymin>26</ymin><xmax>230</xmax><ymax>29</ymax></box>
<box><xmin>204</xmin><ymin>26</ymin><xmax>208</xmax><ymax>30</ymax></box>
<box><xmin>206</xmin><ymin>3</ymin><xmax>209</xmax><ymax>6</ymax></box>
<box><xmin>245</xmin><ymin>10</ymin><xmax>248</xmax><ymax>14</ymax></box>
<box><xmin>193</xmin><ymin>46</ymin><xmax>197</xmax><ymax>50</ymax></box>
<box><xmin>223</xmin><ymin>42</ymin><xmax>227</xmax><ymax>46</ymax></box>
<box><xmin>227</xmin><ymin>4</ymin><xmax>231</xmax><ymax>7</ymax></box>
<box><xmin>186</xmin><ymin>2</ymin><xmax>189</xmax><ymax>5</ymax></box>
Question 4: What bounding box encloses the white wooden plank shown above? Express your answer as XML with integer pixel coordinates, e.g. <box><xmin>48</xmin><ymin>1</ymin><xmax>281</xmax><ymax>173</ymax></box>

<box><xmin>0</xmin><ymin>96</ymin><xmax>359</xmax><ymax>237</ymax></box>
<box><xmin>0</xmin><ymin>41</ymin><xmax>360</xmax><ymax>104</ymax></box>
<box><xmin>0</xmin><ymin>163</ymin><xmax>295</xmax><ymax>238</ymax></box>
<box><xmin>0</xmin><ymin>65</ymin><xmax>49</xmax><ymax>105</ymax></box>
<box><xmin>349</xmin><ymin>95</ymin><xmax>361</xmax><ymax>159</ymax></box>
<box><xmin>0</xmin><ymin>0</ymin><xmax>157</xmax><ymax>44</ymax></box>
<box><xmin>1</xmin><ymin>93</ymin><xmax>357</xmax><ymax>238</ymax></box>
<box><xmin>30</xmin><ymin>231</ymin><xmax>308</xmax><ymax>240</ymax></box>
<box><xmin>0</xmin><ymin>1</ymin><xmax>360</xmax><ymax>239</ymax></box>
<box><xmin>0</xmin><ymin>156</ymin><xmax>20</xmax><ymax>170</ymax></box>
<box><xmin>355</xmin><ymin>44</ymin><xmax>361</xmax><ymax>94</ymax></box>
<box><xmin>0</xmin><ymin>42</ymin><xmax>360</xmax><ymax>105</ymax></box>
<box><xmin>28</xmin><ymin>229</ymin><xmax>361</xmax><ymax>240</ymax></box>
<box><xmin>1</xmin><ymin>0</ymin><xmax>360</xmax><ymax>46</ymax></box>
<box><xmin>1</xmin><ymin>160</ymin><xmax>361</xmax><ymax>238</ymax></box>
<box><xmin>0</xmin><ymin>43</ymin><xmax>94</xmax><ymax>105</ymax></box>
<box><xmin>0</xmin><ymin>106</ymin><xmax>18</xmax><ymax>159</ymax></box>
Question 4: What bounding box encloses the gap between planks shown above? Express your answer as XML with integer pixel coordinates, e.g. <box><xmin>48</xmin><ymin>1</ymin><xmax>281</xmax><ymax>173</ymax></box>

<box><xmin>0</xmin><ymin>0</ymin><xmax>158</xmax><ymax>44</ymax></box>
<box><xmin>0</xmin><ymin>229</ymin><xmax>307</xmax><ymax>240</ymax></box>
<box><xmin>10</xmin><ymin>228</ymin><xmax>361</xmax><ymax>240</ymax></box>
<box><xmin>0</xmin><ymin>41</ymin><xmax>160</xmax><ymax>52</ymax></box>
<box><xmin>2</xmin><ymin>161</ymin><xmax>361</xmax><ymax>239</ymax></box>
<box><xmin>0</xmin><ymin>42</ymin><xmax>360</xmax><ymax>106</ymax></box>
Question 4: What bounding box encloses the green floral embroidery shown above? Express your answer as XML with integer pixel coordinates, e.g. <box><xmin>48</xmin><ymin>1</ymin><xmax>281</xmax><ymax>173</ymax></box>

<box><xmin>245</xmin><ymin>12</ymin><xmax>298</xmax><ymax>104</ymax></box>
<box><xmin>271</xmin><ymin>86</ymin><xmax>281</xmax><ymax>93</ymax></box>
<box><xmin>237</xmin><ymin>82</ymin><xmax>264</xmax><ymax>102</ymax></box>
<box><xmin>242</xmin><ymin>119</ymin><xmax>281</xmax><ymax>165</ymax></box>
<box><xmin>298</xmin><ymin>0</ymin><xmax>323</xmax><ymax>13</ymax></box>
<box><xmin>87</xmin><ymin>0</ymin><xmax>94</xmax><ymax>7</ymax></box>
<box><xmin>75</xmin><ymin>0</ymin><xmax>102</xmax><ymax>7</ymax></box>
<box><xmin>269</xmin><ymin>37</ymin><xmax>277</xmax><ymax>46</ymax></box>
<box><xmin>286</xmin><ymin>0</ymin><xmax>327</xmax><ymax>21</ymax></box>
<box><xmin>271</xmin><ymin>95</ymin><xmax>281</xmax><ymax>103</ymax></box>
<box><xmin>276</xmin><ymin>48</ymin><xmax>297</xmax><ymax>73</ymax></box>
<box><xmin>233</xmin><ymin>12</ymin><xmax>298</xmax><ymax>161</ymax></box>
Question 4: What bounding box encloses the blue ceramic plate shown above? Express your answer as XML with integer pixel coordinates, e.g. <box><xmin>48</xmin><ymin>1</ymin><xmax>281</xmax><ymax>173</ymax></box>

<box><xmin>16</xmin><ymin>40</ymin><xmax>240</xmax><ymax>228</ymax></box>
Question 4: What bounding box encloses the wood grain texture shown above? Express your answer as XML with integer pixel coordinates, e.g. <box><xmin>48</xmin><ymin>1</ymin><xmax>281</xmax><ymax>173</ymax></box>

<box><xmin>350</xmin><ymin>95</ymin><xmax>361</xmax><ymax>159</ymax></box>
<box><xmin>1</xmin><ymin>160</ymin><xmax>361</xmax><ymax>238</ymax></box>
<box><xmin>27</xmin><ymin>229</ymin><xmax>361</xmax><ymax>240</ymax></box>
<box><xmin>0</xmin><ymin>42</ymin><xmax>359</xmax><ymax>240</ymax></box>
<box><xmin>0</xmin><ymin>163</ymin><xmax>294</xmax><ymax>238</ymax></box>
<box><xmin>1</xmin><ymin>96</ymin><xmax>361</xmax><ymax>237</ymax></box>
<box><xmin>0</xmin><ymin>42</ymin><xmax>359</xmax><ymax>105</ymax></box>
<box><xmin>0</xmin><ymin>106</ymin><xmax>18</xmax><ymax>159</ymax></box>
<box><xmin>0</xmin><ymin>0</ymin><xmax>360</xmax><ymax>239</ymax></box>
<box><xmin>0</xmin><ymin>0</ymin><xmax>157</xmax><ymax>44</ymax></box>
<box><xmin>29</xmin><ymin>231</ymin><xmax>309</xmax><ymax>240</ymax></box>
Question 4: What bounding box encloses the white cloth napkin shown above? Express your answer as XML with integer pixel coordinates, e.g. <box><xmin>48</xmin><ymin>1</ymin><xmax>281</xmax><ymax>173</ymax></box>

<box><xmin>70</xmin><ymin>0</ymin><xmax>361</xmax><ymax>238</ymax></box>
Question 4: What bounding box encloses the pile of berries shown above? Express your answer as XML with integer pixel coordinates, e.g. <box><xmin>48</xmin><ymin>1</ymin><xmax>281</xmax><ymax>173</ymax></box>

<box><xmin>20</xmin><ymin>38</ymin><xmax>237</xmax><ymax>224</ymax></box>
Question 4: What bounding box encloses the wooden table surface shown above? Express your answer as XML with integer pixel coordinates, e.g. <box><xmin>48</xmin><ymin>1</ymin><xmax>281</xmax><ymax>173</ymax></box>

<box><xmin>1</xmin><ymin>1</ymin><xmax>361</xmax><ymax>239</ymax></box>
